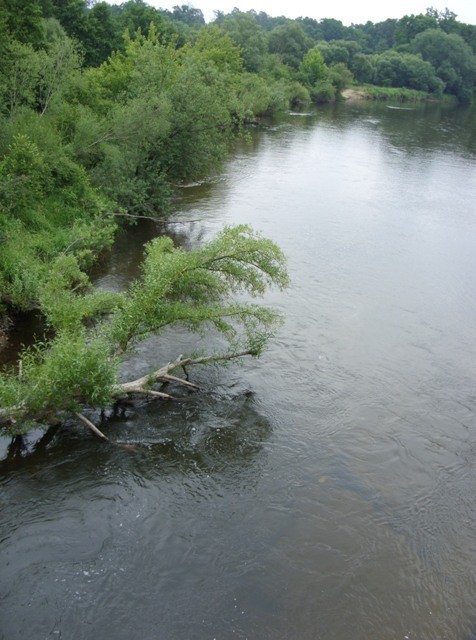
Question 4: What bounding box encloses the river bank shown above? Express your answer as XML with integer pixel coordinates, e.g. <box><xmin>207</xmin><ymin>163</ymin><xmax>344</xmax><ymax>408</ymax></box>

<box><xmin>343</xmin><ymin>85</ymin><xmax>459</xmax><ymax>103</ymax></box>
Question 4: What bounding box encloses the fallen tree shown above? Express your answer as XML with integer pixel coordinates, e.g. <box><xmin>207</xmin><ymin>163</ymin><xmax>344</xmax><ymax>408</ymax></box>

<box><xmin>0</xmin><ymin>225</ymin><xmax>289</xmax><ymax>439</ymax></box>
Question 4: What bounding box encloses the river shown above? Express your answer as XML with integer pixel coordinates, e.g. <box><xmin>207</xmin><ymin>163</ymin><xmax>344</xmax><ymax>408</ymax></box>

<box><xmin>1</xmin><ymin>100</ymin><xmax>476</xmax><ymax>640</ymax></box>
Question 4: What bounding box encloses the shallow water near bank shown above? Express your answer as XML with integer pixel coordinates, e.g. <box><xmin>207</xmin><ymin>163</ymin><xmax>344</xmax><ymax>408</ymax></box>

<box><xmin>1</xmin><ymin>101</ymin><xmax>476</xmax><ymax>639</ymax></box>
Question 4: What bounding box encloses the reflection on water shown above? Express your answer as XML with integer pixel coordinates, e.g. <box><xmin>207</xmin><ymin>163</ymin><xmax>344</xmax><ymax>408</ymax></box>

<box><xmin>0</xmin><ymin>310</ymin><xmax>47</xmax><ymax>368</ymax></box>
<box><xmin>1</xmin><ymin>101</ymin><xmax>476</xmax><ymax>640</ymax></box>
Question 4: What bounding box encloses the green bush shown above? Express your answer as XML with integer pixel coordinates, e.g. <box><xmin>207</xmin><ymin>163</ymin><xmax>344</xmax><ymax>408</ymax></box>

<box><xmin>311</xmin><ymin>80</ymin><xmax>336</xmax><ymax>102</ymax></box>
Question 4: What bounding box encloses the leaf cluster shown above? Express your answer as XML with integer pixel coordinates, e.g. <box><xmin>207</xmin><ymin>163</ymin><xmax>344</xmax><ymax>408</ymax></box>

<box><xmin>0</xmin><ymin>331</ymin><xmax>118</xmax><ymax>423</ymax></box>
<box><xmin>109</xmin><ymin>225</ymin><xmax>289</xmax><ymax>354</ymax></box>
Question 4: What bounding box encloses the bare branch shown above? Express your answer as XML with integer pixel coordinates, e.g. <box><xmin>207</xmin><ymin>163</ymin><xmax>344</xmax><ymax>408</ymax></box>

<box><xmin>114</xmin><ymin>349</ymin><xmax>254</xmax><ymax>398</ymax></box>
<box><xmin>159</xmin><ymin>373</ymin><xmax>200</xmax><ymax>389</ymax></box>
<box><xmin>75</xmin><ymin>412</ymin><xmax>110</xmax><ymax>442</ymax></box>
<box><xmin>133</xmin><ymin>389</ymin><xmax>175</xmax><ymax>399</ymax></box>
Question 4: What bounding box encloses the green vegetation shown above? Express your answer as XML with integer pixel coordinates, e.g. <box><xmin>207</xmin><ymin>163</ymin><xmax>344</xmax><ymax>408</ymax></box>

<box><xmin>0</xmin><ymin>1</ymin><xmax>475</xmax><ymax>435</ymax></box>
<box><xmin>0</xmin><ymin>225</ymin><xmax>288</xmax><ymax>434</ymax></box>
<box><xmin>354</xmin><ymin>85</ymin><xmax>448</xmax><ymax>102</ymax></box>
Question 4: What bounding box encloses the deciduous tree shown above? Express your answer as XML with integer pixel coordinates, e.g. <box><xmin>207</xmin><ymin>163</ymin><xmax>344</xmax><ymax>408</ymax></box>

<box><xmin>412</xmin><ymin>28</ymin><xmax>476</xmax><ymax>100</ymax></box>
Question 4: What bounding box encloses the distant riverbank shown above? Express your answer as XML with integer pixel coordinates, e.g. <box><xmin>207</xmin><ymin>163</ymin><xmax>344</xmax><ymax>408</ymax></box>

<box><xmin>342</xmin><ymin>85</ymin><xmax>458</xmax><ymax>103</ymax></box>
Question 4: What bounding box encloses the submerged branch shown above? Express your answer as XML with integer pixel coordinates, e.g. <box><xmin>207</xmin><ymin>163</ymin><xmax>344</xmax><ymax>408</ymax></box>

<box><xmin>133</xmin><ymin>389</ymin><xmax>174</xmax><ymax>399</ymax></box>
<box><xmin>160</xmin><ymin>373</ymin><xmax>200</xmax><ymax>389</ymax></box>
<box><xmin>75</xmin><ymin>412</ymin><xmax>110</xmax><ymax>442</ymax></box>
<box><xmin>75</xmin><ymin>413</ymin><xmax>138</xmax><ymax>451</ymax></box>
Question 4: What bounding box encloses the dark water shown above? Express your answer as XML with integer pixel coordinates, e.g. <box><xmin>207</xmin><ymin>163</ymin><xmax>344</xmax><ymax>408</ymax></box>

<box><xmin>1</xmin><ymin>101</ymin><xmax>476</xmax><ymax>640</ymax></box>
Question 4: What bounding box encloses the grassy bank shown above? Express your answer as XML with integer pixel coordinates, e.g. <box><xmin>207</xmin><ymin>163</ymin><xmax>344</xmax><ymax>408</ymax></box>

<box><xmin>343</xmin><ymin>85</ymin><xmax>459</xmax><ymax>103</ymax></box>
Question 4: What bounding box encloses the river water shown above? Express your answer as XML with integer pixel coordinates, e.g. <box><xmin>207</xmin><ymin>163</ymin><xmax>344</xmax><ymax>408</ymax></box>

<box><xmin>1</xmin><ymin>101</ymin><xmax>476</xmax><ymax>640</ymax></box>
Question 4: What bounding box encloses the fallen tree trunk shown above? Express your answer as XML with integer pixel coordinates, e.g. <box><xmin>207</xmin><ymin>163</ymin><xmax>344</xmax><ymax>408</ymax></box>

<box><xmin>0</xmin><ymin>349</ymin><xmax>256</xmax><ymax>441</ymax></box>
<box><xmin>85</xmin><ymin>350</ymin><xmax>257</xmax><ymax>442</ymax></box>
<box><xmin>114</xmin><ymin>350</ymin><xmax>253</xmax><ymax>398</ymax></box>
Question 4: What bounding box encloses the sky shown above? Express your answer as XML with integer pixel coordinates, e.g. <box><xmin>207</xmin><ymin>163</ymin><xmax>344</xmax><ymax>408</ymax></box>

<box><xmin>124</xmin><ymin>0</ymin><xmax>476</xmax><ymax>25</ymax></box>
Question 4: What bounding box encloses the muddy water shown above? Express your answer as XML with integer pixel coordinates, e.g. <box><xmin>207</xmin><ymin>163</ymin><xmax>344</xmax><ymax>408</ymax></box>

<box><xmin>1</xmin><ymin>101</ymin><xmax>476</xmax><ymax>640</ymax></box>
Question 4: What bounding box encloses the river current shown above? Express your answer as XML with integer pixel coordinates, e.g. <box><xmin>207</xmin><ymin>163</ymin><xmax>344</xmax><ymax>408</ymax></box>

<box><xmin>1</xmin><ymin>100</ymin><xmax>476</xmax><ymax>639</ymax></box>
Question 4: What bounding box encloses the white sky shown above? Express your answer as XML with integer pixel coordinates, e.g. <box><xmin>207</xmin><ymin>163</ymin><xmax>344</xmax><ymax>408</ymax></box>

<box><xmin>128</xmin><ymin>0</ymin><xmax>476</xmax><ymax>26</ymax></box>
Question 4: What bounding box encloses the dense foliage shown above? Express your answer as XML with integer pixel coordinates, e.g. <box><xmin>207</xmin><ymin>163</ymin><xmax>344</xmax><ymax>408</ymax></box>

<box><xmin>0</xmin><ymin>225</ymin><xmax>288</xmax><ymax>431</ymax></box>
<box><xmin>0</xmin><ymin>1</ymin><xmax>475</xmax><ymax>431</ymax></box>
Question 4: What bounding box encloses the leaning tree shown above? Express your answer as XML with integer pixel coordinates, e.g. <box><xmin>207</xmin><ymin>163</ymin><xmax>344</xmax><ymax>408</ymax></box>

<box><xmin>0</xmin><ymin>225</ymin><xmax>289</xmax><ymax>441</ymax></box>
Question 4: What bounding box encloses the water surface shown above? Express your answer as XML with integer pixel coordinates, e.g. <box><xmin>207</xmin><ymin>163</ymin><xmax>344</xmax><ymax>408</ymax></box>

<box><xmin>1</xmin><ymin>101</ymin><xmax>476</xmax><ymax>640</ymax></box>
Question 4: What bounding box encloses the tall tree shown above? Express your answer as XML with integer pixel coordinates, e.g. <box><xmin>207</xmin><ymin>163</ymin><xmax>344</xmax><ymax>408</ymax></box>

<box><xmin>221</xmin><ymin>10</ymin><xmax>267</xmax><ymax>72</ymax></box>
<box><xmin>412</xmin><ymin>28</ymin><xmax>476</xmax><ymax>100</ymax></box>
<box><xmin>113</xmin><ymin>0</ymin><xmax>167</xmax><ymax>38</ymax></box>
<box><xmin>355</xmin><ymin>19</ymin><xmax>398</xmax><ymax>53</ymax></box>
<box><xmin>394</xmin><ymin>13</ymin><xmax>439</xmax><ymax>46</ymax></box>
<box><xmin>268</xmin><ymin>21</ymin><xmax>311</xmax><ymax>69</ymax></box>
<box><xmin>83</xmin><ymin>2</ymin><xmax>120</xmax><ymax>66</ymax></box>
<box><xmin>319</xmin><ymin>18</ymin><xmax>349</xmax><ymax>42</ymax></box>
<box><xmin>193</xmin><ymin>25</ymin><xmax>244</xmax><ymax>74</ymax></box>
<box><xmin>171</xmin><ymin>5</ymin><xmax>205</xmax><ymax>26</ymax></box>
<box><xmin>0</xmin><ymin>0</ymin><xmax>45</xmax><ymax>48</ymax></box>
<box><xmin>40</xmin><ymin>0</ymin><xmax>88</xmax><ymax>41</ymax></box>
<box><xmin>299</xmin><ymin>46</ymin><xmax>328</xmax><ymax>86</ymax></box>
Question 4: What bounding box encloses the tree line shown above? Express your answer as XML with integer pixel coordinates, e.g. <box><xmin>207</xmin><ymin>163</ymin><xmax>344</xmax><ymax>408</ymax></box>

<box><xmin>0</xmin><ymin>1</ymin><xmax>475</xmax><ymax>436</ymax></box>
